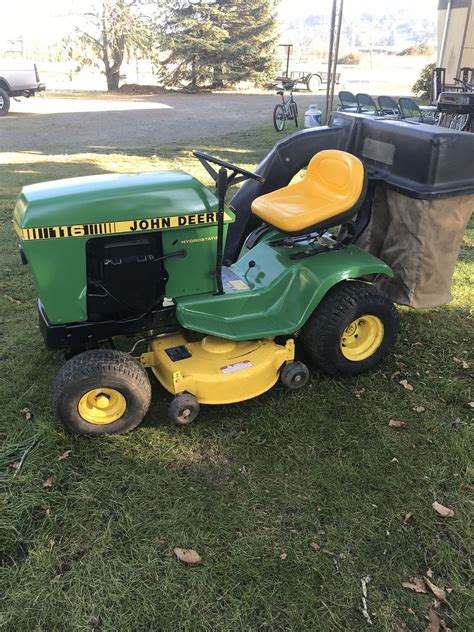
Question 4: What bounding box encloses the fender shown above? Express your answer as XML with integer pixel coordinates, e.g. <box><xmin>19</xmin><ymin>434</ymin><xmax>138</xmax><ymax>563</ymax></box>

<box><xmin>0</xmin><ymin>77</ymin><xmax>12</xmax><ymax>92</ymax></box>
<box><xmin>175</xmin><ymin>243</ymin><xmax>393</xmax><ymax>341</ymax></box>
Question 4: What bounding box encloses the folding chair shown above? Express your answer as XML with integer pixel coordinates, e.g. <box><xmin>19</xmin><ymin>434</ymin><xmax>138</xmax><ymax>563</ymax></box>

<box><xmin>377</xmin><ymin>95</ymin><xmax>399</xmax><ymax>116</ymax></box>
<box><xmin>337</xmin><ymin>91</ymin><xmax>358</xmax><ymax>112</ymax></box>
<box><xmin>398</xmin><ymin>97</ymin><xmax>434</xmax><ymax>124</ymax></box>
<box><xmin>356</xmin><ymin>93</ymin><xmax>382</xmax><ymax>115</ymax></box>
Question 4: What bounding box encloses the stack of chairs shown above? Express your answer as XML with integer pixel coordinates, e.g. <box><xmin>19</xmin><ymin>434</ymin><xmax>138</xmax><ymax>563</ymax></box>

<box><xmin>336</xmin><ymin>91</ymin><xmax>434</xmax><ymax>124</ymax></box>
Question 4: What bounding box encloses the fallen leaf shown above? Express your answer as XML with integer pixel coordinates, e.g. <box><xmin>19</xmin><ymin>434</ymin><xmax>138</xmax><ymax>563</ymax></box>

<box><xmin>309</xmin><ymin>542</ymin><xmax>321</xmax><ymax>551</ymax></box>
<box><xmin>20</xmin><ymin>407</ymin><xmax>32</xmax><ymax>421</ymax></box>
<box><xmin>58</xmin><ymin>450</ymin><xmax>72</xmax><ymax>461</ymax></box>
<box><xmin>453</xmin><ymin>356</ymin><xmax>470</xmax><ymax>369</ymax></box>
<box><xmin>173</xmin><ymin>547</ymin><xmax>202</xmax><ymax>565</ymax></box>
<box><xmin>389</xmin><ymin>419</ymin><xmax>407</xmax><ymax>429</ymax></box>
<box><xmin>424</xmin><ymin>606</ymin><xmax>441</xmax><ymax>632</ymax></box>
<box><xmin>414</xmin><ymin>405</ymin><xmax>426</xmax><ymax>413</ymax></box>
<box><xmin>403</xmin><ymin>512</ymin><xmax>413</xmax><ymax>523</ymax></box>
<box><xmin>321</xmin><ymin>548</ymin><xmax>337</xmax><ymax>556</ymax></box>
<box><xmin>423</xmin><ymin>576</ymin><xmax>448</xmax><ymax>604</ymax></box>
<box><xmin>43</xmin><ymin>476</ymin><xmax>55</xmax><ymax>489</ymax></box>
<box><xmin>391</xmin><ymin>457</ymin><xmax>399</xmax><ymax>463</ymax></box>
<box><xmin>391</xmin><ymin>370</ymin><xmax>401</xmax><ymax>380</ymax></box>
<box><xmin>279</xmin><ymin>552</ymin><xmax>287</xmax><ymax>560</ymax></box>
<box><xmin>354</xmin><ymin>387</ymin><xmax>365</xmax><ymax>399</ymax></box>
<box><xmin>399</xmin><ymin>379</ymin><xmax>414</xmax><ymax>391</ymax></box>
<box><xmin>468</xmin><ymin>401</ymin><xmax>474</xmax><ymax>408</ymax></box>
<box><xmin>432</xmin><ymin>501</ymin><xmax>454</xmax><ymax>518</ymax></box>
<box><xmin>4</xmin><ymin>294</ymin><xmax>21</xmax><ymax>305</ymax></box>
<box><xmin>413</xmin><ymin>341</ymin><xmax>423</xmax><ymax>347</ymax></box>
<box><xmin>0</xmin><ymin>432</ymin><xmax>8</xmax><ymax>440</ymax></box>
<box><xmin>402</xmin><ymin>577</ymin><xmax>428</xmax><ymax>594</ymax></box>
<box><xmin>426</xmin><ymin>568</ymin><xmax>433</xmax><ymax>579</ymax></box>
<box><xmin>9</xmin><ymin>461</ymin><xmax>21</xmax><ymax>470</ymax></box>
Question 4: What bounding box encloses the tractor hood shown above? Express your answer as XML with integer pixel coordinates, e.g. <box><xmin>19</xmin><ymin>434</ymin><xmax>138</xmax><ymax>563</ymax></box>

<box><xmin>13</xmin><ymin>170</ymin><xmax>225</xmax><ymax>238</ymax></box>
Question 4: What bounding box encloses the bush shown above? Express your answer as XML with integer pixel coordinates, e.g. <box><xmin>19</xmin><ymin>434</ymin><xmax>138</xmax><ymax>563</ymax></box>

<box><xmin>398</xmin><ymin>42</ymin><xmax>434</xmax><ymax>57</ymax></box>
<box><xmin>412</xmin><ymin>62</ymin><xmax>436</xmax><ymax>102</ymax></box>
<box><xmin>338</xmin><ymin>52</ymin><xmax>362</xmax><ymax>65</ymax></box>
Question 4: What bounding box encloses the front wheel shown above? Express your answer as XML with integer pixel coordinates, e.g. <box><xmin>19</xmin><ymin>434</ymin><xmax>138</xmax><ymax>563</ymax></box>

<box><xmin>0</xmin><ymin>88</ymin><xmax>10</xmax><ymax>116</ymax></box>
<box><xmin>273</xmin><ymin>104</ymin><xmax>286</xmax><ymax>131</ymax></box>
<box><xmin>289</xmin><ymin>101</ymin><xmax>298</xmax><ymax>127</ymax></box>
<box><xmin>53</xmin><ymin>349</ymin><xmax>151</xmax><ymax>435</ymax></box>
<box><xmin>301</xmin><ymin>281</ymin><xmax>399</xmax><ymax>376</ymax></box>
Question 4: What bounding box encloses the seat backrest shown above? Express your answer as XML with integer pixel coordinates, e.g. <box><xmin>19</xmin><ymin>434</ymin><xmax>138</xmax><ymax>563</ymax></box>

<box><xmin>356</xmin><ymin>93</ymin><xmax>378</xmax><ymax>113</ymax></box>
<box><xmin>306</xmin><ymin>150</ymin><xmax>365</xmax><ymax>203</ymax></box>
<box><xmin>378</xmin><ymin>95</ymin><xmax>399</xmax><ymax>114</ymax></box>
<box><xmin>338</xmin><ymin>90</ymin><xmax>357</xmax><ymax>109</ymax></box>
<box><xmin>398</xmin><ymin>97</ymin><xmax>421</xmax><ymax>120</ymax></box>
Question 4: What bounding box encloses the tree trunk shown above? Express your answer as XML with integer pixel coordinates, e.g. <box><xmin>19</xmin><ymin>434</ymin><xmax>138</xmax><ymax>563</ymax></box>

<box><xmin>106</xmin><ymin>69</ymin><xmax>121</xmax><ymax>91</ymax></box>
<box><xmin>213</xmin><ymin>65</ymin><xmax>224</xmax><ymax>89</ymax></box>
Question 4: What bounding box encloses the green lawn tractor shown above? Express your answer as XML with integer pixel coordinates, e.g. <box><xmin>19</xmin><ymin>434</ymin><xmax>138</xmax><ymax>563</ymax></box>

<box><xmin>13</xmin><ymin>148</ymin><xmax>399</xmax><ymax>435</ymax></box>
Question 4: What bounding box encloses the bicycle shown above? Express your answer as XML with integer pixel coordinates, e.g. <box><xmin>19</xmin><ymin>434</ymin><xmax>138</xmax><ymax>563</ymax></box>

<box><xmin>436</xmin><ymin>76</ymin><xmax>473</xmax><ymax>132</ymax></box>
<box><xmin>273</xmin><ymin>81</ymin><xmax>298</xmax><ymax>132</ymax></box>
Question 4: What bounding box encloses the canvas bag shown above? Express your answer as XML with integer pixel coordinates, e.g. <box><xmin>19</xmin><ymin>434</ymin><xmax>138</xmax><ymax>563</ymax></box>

<box><xmin>356</xmin><ymin>186</ymin><xmax>473</xmax><ymax>308</ymax></box>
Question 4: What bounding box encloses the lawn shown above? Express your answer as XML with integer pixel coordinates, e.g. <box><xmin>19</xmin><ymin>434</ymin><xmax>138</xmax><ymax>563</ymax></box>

<box><xmin>0</xmin><ymin>125</ymin><xmax>472</xmax><ymax>631</ymax></box>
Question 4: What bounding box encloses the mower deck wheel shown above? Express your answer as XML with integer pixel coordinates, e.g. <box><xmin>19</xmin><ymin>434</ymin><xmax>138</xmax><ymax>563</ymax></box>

<box><xmin>169</xmin><ymin>393</ymin><xmax>200</xmax><ymax>425</ymax></box>
<box><xmin>280</xmin><ymin>361</ymin><xmax>309</xmax><ymax>390</ymax></box>
<box><xmin>53</xmin><ymin>349</ymin><xmax>151</xmax><ymax>435</ymax></box>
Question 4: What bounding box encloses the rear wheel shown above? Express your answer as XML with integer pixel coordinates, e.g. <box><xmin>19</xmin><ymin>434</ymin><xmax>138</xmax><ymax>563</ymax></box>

<box><xmin>301</xmin><ymin>281</ymin><xmax>399</xmax><ymax>376</ymax></box>
<box><xmin>53</xmin><ymin>349</ymin><xmax>151</xmax><ymax>435</ymax></box>
<box><xmin>306</xmin><ymin>75</ymin><xmax>321</xmax><ymax>93</ymax></box>
<box><xmin>273</xmin><ymin>104</ymin><xmax>286</xmax><ymax>131</ymax></box>
<box><xmin>0</xmin><ymin>88</ymin><xmax>10</xmax><ymax>116</ymax></box>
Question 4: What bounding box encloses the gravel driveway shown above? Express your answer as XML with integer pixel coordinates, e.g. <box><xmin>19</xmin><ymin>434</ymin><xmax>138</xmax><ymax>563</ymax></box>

<box><xmin>1</xmin><ymin>92</ymin><xmax>323</xmax><ymax>154</ymax></box>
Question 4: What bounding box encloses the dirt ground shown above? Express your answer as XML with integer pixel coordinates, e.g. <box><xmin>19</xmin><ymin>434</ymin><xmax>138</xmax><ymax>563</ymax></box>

<box><xmin>1</xmin><ymin>91</ymin><xmax>322</xmax><ymax>154</ymax></box>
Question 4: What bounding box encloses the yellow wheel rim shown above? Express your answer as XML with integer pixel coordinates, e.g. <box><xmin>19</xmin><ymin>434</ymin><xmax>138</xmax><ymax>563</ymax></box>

<box><xmin>340</xmin><ymin>314</ymin><xmax>384</xmax><ymax>361</ymax></box>
<box><xmin>78</xmin><ymin>388</ymin><xmax>127</xmax><ymax>425</ymax></box>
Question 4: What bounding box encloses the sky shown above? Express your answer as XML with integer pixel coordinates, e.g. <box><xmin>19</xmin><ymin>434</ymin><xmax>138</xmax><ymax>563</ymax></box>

<box><xmin>1</xmin><ymin>0</ymin><xmax>440</xmax><ymax>45</ymax></box>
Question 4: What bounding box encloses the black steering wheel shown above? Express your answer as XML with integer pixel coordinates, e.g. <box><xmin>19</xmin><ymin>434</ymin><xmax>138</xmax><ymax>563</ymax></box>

<box><xmin>192</xmin><ymin>150</ymin><xmax>265</xmax><ymax>185</ymax></box>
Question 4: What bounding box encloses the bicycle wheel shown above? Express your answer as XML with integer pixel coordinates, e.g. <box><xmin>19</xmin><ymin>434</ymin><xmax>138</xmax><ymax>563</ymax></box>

<box><xmin>450</xmin><ymin>114</ymin><xmax>470</xmax><ymax>131</ymax></box>
<box><xmin>273</xmin><ymin>104</ymin><xmax>286</xmax><ymax>132</ymax></box>
<box><xmin>289</xmin><ymin>102</ymin><xmax>298</xmax><ymax>127</ymax></box>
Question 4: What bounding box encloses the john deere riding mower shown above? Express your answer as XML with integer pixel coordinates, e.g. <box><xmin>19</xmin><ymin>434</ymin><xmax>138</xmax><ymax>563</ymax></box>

<box><xmin>13</xmin><ymin>149</ymin><xmax>399</xmax><ymax>435</ymax></box>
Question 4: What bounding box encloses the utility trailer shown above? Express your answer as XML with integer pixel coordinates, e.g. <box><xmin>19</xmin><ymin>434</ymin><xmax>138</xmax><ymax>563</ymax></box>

<box><xmin>276</xmin><ymin>44</ymin><xmax>341</xmax><ymax>92</ymax></box>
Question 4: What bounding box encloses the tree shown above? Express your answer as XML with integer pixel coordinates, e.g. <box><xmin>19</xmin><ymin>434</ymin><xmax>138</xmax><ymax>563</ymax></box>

<box><xmin>412</xmin><ymin>62</ymin><xmax>436</xmax><ymax>102</ymax></box>
<box><xmin>161</xmin><ymin>0</ymin><xmax>279</xmax><ymax>90</ymax></box>
<box><xmin>70</xmin><ymin>0</ymin><xmax>156</xmax><ymax>91</ymax></box>
<box><xmin>212</xmin><ymin>0</ymin><xmax>280</xmax><ymax>88</ymax></box>
<box><xmin>160</xmin><ymin>1</ymin><xmax>228</xmax><ymax>90</ymax></box>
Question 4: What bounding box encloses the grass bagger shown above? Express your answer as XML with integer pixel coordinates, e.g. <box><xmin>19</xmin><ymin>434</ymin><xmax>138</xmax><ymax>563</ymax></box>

<box><xmin>13</xmin><ymin>147</ymin><xmax>399</xmax><ymax>435</ymax></box>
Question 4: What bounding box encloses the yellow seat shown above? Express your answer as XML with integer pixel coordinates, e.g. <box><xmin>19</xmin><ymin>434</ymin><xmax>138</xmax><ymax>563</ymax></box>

<box><xmin>251</xmin><ymin>150</ymin><xmax>366</xmax><ymax>234</ymax></box>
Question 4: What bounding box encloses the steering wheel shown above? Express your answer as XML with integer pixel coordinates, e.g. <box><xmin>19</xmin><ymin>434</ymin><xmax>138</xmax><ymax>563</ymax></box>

<box><xmin>192</xmin><ymin>150</ymin><xmax>265</xmax><ymax>184</ymax></box>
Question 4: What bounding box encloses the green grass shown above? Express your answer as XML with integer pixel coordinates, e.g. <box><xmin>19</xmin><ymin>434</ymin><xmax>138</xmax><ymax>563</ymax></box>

<box><xmin>0</xmin><ymin>125</ymin><xmax>473</xmax><ymax>631</ymax></box>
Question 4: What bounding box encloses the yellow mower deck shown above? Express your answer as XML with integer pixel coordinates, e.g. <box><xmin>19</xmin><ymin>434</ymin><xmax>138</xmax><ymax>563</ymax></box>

<box><xmin>141</xmin><ymin>333</ymin><xmax>295</xmax><ymax>405</ymax></box>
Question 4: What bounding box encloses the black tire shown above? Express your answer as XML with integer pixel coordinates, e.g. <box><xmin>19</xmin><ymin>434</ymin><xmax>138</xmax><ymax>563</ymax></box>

<box><xmin>53</xmin><ymin>349</ymin><xmax>151</xmax><ymax>436</ymax></box>
<box><xmin>273</xmin><ymin>104</ymin><xmax>286</xmax><ymax>132</ymax></box>
<box><xmin>289</xmin><ymin>101</ymin><xmax>298</xmax><ymax>127</ymax></box>
<box><xmin>280</xmin><ymin>361</ymin><xmax>309</xmax><ymax>390</ymax></box>
<box><xmin>301</xmin><ymin>281</ymin><xmax>399</xmax><ymax>377</ymax></box>
<box><xmin>168</xmin><ymin>393</ymin><xmax>200</xmax><ymax>425</ymax></box>
<box><xmin>0</xmin><ymin>88</ymin><xmax>10</xmax><ymax>116</ymax></box>
<box><xmin>306</xmin><ymin>75</ymin><xmax>321</xmax><ymax>93</ymax></box>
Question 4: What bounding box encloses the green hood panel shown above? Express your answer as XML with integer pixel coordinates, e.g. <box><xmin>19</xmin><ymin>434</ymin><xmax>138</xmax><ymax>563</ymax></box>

<box><xmin>13</xmin><ymin>171</ymin><xmax>219</xmax><ymax>228</ymax></box>
<box><xmin>176</xmin><ymin>243</ymin><xmax>393</xmax><ymax>340</ymax></box>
